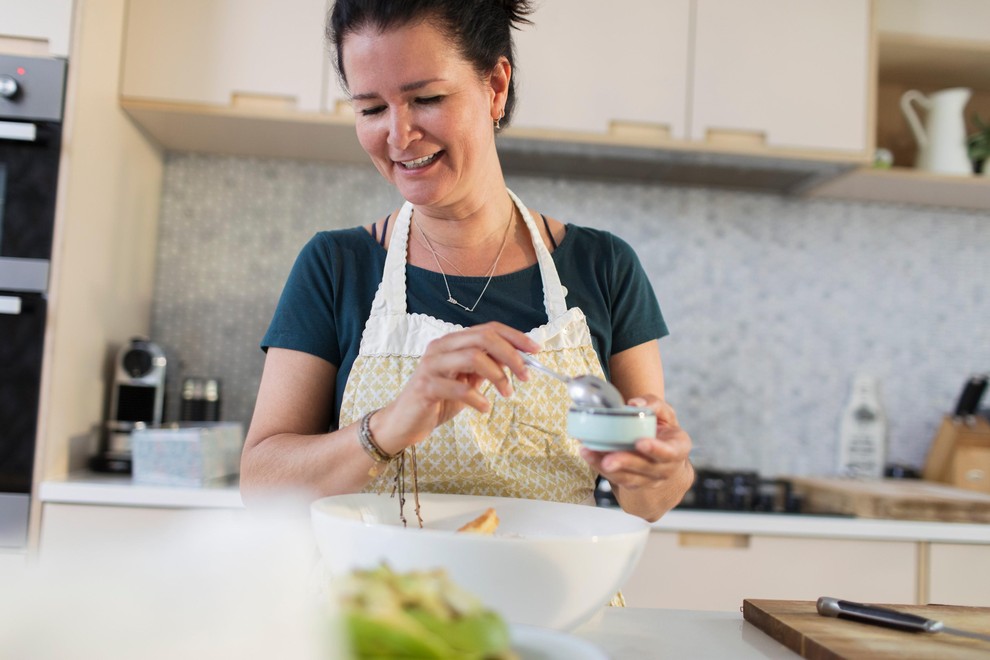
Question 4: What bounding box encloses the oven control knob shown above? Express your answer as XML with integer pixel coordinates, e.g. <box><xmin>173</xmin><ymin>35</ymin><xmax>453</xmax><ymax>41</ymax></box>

<box><xmin>0</xmin><ymin>75</ymin><xmax>19</xmax><ymax>99</ymax></box>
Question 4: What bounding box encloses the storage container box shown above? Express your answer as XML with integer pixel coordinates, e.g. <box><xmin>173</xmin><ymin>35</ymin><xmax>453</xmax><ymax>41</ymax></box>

<box><xmin>132</xmin><ymin>423</ymin><xmax>243</xmax><ymax>487</ymax></box>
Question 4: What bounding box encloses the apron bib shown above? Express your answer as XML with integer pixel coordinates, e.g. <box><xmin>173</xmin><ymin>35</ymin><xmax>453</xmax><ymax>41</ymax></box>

<box><xmin>338</xmin><ymin>189</ymin><xmax>601</xmax><ymax>504</ymax></box>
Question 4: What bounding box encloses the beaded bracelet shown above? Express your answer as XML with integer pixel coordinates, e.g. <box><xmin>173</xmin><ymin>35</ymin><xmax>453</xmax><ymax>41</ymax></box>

<box><xmin>358</xmin><ymin>408</ymin><xmax>395</xmax><ymax>476</ymax></box>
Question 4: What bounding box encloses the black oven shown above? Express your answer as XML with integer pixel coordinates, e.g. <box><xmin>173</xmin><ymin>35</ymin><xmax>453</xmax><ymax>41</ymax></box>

<box><xmin>0</xmin><ymin>54</ymin><xmax>66</xmax><ymax>549</ymax></box>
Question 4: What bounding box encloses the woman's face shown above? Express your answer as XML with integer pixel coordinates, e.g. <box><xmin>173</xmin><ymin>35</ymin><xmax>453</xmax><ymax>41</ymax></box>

<box><xmin>342</xmin><ymin>20</ymin><xmax>506</xmax><ymax>213</ymax></box>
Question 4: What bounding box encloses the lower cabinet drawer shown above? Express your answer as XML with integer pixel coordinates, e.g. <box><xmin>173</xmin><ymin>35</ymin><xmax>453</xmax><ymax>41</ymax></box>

<box><xmin>0</xmin><ymin>550</ymin><xmax>28</xmax><ymax>580</ymax></box>
<box><xmin>38</xmin><ymin>503</ymin><xmax>246</xmax><ymax>566</ymax></box>
<box><xmin>622</xmin><ymin>530</ymin><xmax>917</xmax><ymax>611</ymax></box>
<box><xmin>928</xmin><ymin>543</ymin><xmax>990</xmax><ymax>606</ymax></box>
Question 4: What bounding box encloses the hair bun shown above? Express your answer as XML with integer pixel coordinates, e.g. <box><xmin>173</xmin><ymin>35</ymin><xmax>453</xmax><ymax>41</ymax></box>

<box><xmin>496</xmin><ymin>0</ymin><xmax>535</xmax><ymax>27</ymax></box>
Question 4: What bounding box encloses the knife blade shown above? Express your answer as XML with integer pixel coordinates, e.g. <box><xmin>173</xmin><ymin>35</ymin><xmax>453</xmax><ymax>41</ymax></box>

<box><xmin>817</xmin><ymin>597</ymin><xmax>990</xmax><ymax>643</ymax></box>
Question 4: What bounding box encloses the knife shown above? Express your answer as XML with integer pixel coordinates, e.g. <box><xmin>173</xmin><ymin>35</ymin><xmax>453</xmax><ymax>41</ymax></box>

<box><xmin>817</xmin><ymin>597</ymin><xmax>990</xmax><ymax>643</ymax></box>
<box><xmin>953</xmin><ymin>374</ymin><xmax>988</xmax><ymax>419</ymax></box>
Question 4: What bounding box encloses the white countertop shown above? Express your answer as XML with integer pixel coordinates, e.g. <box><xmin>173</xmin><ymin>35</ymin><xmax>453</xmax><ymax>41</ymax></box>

<box><xmin>38</xmin><ymin>473</ymin><xmax>990</xmax><ymax>544</ymax></box>
<box><xmin>574</xmin><ymin>607</ymin><xmax>798</xmax><ymax>659</ymax></box>
<box><xmin>651</xmin><ymin>508</ymin><xmax>990</xmax><ymax>544</ymax></box>
<box><xmin>39</xmin><ymin>472</ymin><xmax>243</xmax><ymax>509</ymax></box>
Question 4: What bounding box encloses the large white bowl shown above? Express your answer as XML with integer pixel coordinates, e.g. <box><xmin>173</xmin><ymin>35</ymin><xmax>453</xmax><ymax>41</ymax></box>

<box><xmin>311</xmin><ymin>493</ymin><xmax>649</xmax><ymax>631</ymax></box>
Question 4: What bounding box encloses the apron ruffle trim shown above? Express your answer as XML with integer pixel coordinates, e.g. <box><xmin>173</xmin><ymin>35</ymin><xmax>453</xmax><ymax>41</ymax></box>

<box><xmin>358</xmin><ymin>308</ymin><xmax>594</xmax><ymax>356</ymax></box>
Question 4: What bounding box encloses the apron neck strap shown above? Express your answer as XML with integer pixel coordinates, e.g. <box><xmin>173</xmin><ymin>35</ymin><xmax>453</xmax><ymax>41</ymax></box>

<box><xmin>507</xmin><ymin>188</ymin><xmax>568</xmax><ymax>319</ymax></box>
<box><xmin>379</xmin><ymin>200</ymin><xmax>414</xmax><ymax>314</ymax></box>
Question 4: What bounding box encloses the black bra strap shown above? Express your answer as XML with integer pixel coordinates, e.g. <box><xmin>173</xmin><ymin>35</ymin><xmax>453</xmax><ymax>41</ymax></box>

<box><xmin>541</xmin><ymin>213</ymin><xmax>558</xmax><ymax>250</ymax></box>
<box><xmin>373</xmin><ymin>214</ymin><xmax>390</xmax><ymax>247</ymax></box>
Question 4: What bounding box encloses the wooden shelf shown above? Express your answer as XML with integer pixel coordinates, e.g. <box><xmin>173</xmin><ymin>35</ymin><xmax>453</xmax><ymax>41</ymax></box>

<box><xmin>121</xmin><ymin>98</ymin><xmax>369</xmax><ymax>164</ymax></box>
<box><xmin>807</xmin><ymin>167</ymin><xmax>990</xmax><ymax>211</ymax></box>
<box><xmin>863</xmin><ymin>31</ymin><xmax>990</xmax><ymax>210</ymax></box>
<box><xmin>875</xmin><ymin>32</ymin><xmax>990</xmax><ymax>163</ymax></box>
<box><xmin>878</xmin><ymin>32</ymin><xmax>990</xmax><ymax>91</ymax></box>
<box><xmin>121</xmin><ymin>97</ymin><xmax>861</xmax><ymax>195</ymax></box>
<box><xmin>122</xmin><ymin>98</ymin><xmax>990</xmax><ymax>210</ymax></box>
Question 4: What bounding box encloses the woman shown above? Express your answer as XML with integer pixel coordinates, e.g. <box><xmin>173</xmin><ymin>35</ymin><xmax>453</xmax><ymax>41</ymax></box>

<box><xmin>241</xmin><ymin>0</ymin><xmax>693</xmax><ymax>522</ymax></box>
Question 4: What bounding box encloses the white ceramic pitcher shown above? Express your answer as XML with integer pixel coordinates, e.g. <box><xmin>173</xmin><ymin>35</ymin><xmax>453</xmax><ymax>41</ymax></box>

<box><xmin>900</xmin><ymin>87</ymin><xmax>973</xmax><ymax>175</ymax></box>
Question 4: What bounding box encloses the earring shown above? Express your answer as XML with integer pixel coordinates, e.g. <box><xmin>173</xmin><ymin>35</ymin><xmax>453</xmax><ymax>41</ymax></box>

<box><xmin>494</xmin><ymin>109</ymin><xmax>504</xmax><ymax>130</ymax></box>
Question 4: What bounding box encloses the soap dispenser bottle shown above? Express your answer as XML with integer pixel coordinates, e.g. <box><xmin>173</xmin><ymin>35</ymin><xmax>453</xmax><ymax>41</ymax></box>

<box><xmin>838</xmin><ymin>375</ymin><xmax>887</xmax><ymax>479</ymax></box>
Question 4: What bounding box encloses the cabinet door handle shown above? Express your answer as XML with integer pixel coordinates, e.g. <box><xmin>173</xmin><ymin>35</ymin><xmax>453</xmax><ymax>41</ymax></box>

<box><xmin>678</xmin><ymin>532</ymin><xmax>751</xmax><ymax>548</ymax></box>
<box><xmin>704</xmin><ymin>128</ymin><xmax>766</xmax><ymax>148</ymax></box>
<box><xmin>229</xmin><ymin>92</ymin><xmax>297</xmax><ymax>111</ymax></box>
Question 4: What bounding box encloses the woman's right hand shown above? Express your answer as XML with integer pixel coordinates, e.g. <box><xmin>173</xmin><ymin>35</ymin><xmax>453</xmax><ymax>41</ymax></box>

<box><xmin>370</xmin><ymin>322</ymin><xmax>540</xmax><ymax>456</ymax></box>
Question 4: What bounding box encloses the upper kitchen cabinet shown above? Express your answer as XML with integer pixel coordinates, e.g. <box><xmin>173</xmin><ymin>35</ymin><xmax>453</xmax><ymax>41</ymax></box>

<box><xmin>119</xmin><ymin>0</ymin><xmax>365</xmax><ymax>162</ymax></box>
<box><xmin>121</xmin><ymin>0</ymin><xmax>327</xmax><ymax>111</ymax></box>
<box><xmin>690</xmin><ymin>0</ymin><xmax>872</xmax><ymax>157</ymax></box>
<box><xmin>511</xmin><ymin>0</ymin><xmax>691</xmax><ymax>142</ymax></box>
<box><xmin>0</xmin><ymin>0</ymin><xmax>75</xmax><ymax>58</ymax></box>
<box><xmin>497</xmin><ymin>0</ymin><xmax>871</xmax><ymax>195</ymax></box>
<box><xmin>508</xmin><ymin>0</ymin><xmax>871</xmax><ymax>159</ymax></box>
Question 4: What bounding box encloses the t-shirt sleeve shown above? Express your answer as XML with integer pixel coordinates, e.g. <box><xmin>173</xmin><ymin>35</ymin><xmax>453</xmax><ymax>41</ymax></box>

<box><xmin>261</xmin><ymin>234</ymin><xmax>341</xmax><ymax>366</ymax></box>
<box><xmin>607</xmin><ymin>233</ymin><xmax>668</xmax><ymax>354</ymax></box>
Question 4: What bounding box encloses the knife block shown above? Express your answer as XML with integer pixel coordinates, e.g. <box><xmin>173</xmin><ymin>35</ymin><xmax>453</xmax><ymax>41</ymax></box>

<box><xmin>923</xmin><ymin>415</ymin><xmax>990</xmax><ymax>493</ymax></box>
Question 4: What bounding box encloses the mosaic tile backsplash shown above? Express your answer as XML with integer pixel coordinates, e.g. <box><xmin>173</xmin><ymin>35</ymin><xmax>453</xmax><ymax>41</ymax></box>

<box><xmin>151</xmin><ymin>152</ymin><xmax>990</xmax><ymax>477</ymax></box>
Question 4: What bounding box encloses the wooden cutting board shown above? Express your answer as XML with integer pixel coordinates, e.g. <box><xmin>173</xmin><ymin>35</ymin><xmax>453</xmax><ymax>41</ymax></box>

<box><xmin>787</xmin><ymin>477</ymin><xmax>990</xmax><ymax>523</ymax></box>
<box><xmin>743</xmin><ymin>599</ymin><xmax>990</xmax><ymax>659</ymax></box>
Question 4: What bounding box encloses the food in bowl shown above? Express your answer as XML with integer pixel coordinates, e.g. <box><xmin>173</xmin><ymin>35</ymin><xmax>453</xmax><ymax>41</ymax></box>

<box><xmin>567</xmin><ymin>405</ymin><xmax>656</xmax><ymax>451</ymax></box>
<box><xmin>456</xmin><ymin>507</ymin><xmax>499</xmax><ymax>535</ymax></box>
<box><xmin>336</xmin><ymin>563</ymin><xmax>513</xmax><ymax>659</ymax></box>
<box><xmin>311</xmin><ymin>493</ymin><xmax>650</xmax><ymax>630</ymax></box>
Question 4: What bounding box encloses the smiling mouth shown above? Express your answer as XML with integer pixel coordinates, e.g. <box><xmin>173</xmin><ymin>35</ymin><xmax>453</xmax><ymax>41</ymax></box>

<box><xmin>398</xmin><ymin>152</ymin><xmax>441</xmax><ymax>169</ymax></box>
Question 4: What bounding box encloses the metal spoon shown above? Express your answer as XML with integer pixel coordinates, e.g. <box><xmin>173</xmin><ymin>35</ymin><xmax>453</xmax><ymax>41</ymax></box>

<box><xmin>520</xmin><ymin>353</ymin><xmax>626</xmax><ymax>409</ymax></box>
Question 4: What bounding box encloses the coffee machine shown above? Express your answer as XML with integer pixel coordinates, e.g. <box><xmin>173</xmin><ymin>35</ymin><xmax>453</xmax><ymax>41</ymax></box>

<box><xmin>90</xmin><ymin>337</ymin><xmax>168</xmax><ymax>473</ymax></box>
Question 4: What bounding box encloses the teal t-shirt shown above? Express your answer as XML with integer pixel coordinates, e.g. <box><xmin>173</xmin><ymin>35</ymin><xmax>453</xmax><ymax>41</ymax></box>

<box><xmin>262</xmin><ymin>224</ymin><xmax>667</xmax><ymax>429</ymax></box>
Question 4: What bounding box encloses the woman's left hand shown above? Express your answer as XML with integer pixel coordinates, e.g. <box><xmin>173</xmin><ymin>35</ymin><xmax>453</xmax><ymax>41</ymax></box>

<box><xmin>579</xmin><ymin>394</ymin><xmax>693</xmax><ymax>519</ymax></box>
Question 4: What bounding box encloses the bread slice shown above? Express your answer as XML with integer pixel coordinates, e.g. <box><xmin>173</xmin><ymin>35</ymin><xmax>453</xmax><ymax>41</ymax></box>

<box><xmin>456</xmin><ymin>507</ymin><xmax>499</xmax><ymax>535</ymax></box>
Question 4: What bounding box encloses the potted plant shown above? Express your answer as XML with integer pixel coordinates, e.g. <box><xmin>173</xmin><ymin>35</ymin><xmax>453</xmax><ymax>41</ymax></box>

<box><xmin>968</xmin><ymin>113</ymin><xmax>990</xmax><ymax>175</ymax></box>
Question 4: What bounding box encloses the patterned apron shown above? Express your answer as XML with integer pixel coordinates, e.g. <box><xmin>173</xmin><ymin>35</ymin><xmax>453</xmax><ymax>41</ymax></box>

<box><xmin>338</xmin><ymin>189</ymin><xmax>601</xmax><ymax>504</ymax></box>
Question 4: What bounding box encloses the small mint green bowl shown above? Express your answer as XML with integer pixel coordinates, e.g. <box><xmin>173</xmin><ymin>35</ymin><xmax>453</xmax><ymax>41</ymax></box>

<box><xmin>567</xmin><ymin>405</ymin><xmax>656</xmax><ymax>451</ymax></box>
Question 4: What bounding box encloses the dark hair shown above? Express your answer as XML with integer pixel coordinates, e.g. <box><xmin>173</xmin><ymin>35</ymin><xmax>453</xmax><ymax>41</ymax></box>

<box><xmin>327</xmin><ymin>0</ymin><xmax>534</xmax><ymax>129</ymax></box>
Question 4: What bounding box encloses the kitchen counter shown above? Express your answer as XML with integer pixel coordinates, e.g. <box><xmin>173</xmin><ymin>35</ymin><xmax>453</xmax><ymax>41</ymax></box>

<box><xmin>39</xmin><ymin>473</ymin><xmax>990</xmax><ymax>545</ymax></box>
<box><xmin>39</xmin><ymin>472</ymin><xmax>242</xmax><ymax>509</ymax></box>
<box><xmin>32</xmin><ymin>480</ymin><xmax>803</xmax><ymax>657</ymax></box>
<box><xmin>653</xmin><ymin>508</ymin><xmax>990</xmax><ymax>544</ymax></box>
<box><xmin>574</xmin><ymin>607</ymin><xmax>798</xmax><ymax>659</ymax></box>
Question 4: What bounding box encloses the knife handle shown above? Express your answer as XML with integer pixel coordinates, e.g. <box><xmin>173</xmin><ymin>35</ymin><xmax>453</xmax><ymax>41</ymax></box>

<box><xmin>817</xmin><ymin>597</ymin><xmax>940</xmax><ymax>633</ymax></box>
<box><xmin>954</xmin><ymin>375</ymin><xmax>988</xmax><ymax>418</ymax></box>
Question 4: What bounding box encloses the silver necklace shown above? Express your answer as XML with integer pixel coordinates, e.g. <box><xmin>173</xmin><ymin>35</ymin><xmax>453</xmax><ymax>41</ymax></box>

<box><xmin>415</xmin><ymin>205</ymin><xmax>514</xmax><ymax>313</ymax></box>
<box><xmin>412</xmin><ymin>232</ymin><xmax>466</xmax><ymax>275</ymax></box>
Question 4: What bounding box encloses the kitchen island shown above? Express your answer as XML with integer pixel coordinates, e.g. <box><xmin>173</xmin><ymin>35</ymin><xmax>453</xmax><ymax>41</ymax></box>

<box><xmin>37</xmin><ymin>472</ymin><xmax>990</xmax><ymax>613</ymax></box>
<box><xmin>30</xmin><ymin>473</ymin><xmax>805</xmax><ymax>658</ymax></box>
<box><xmin>39</xmin><ymin>472</ymin><xmax>990</xmax><ymax>544</ymax></box>
<box><xmin>574</xmin><ymin>607</ymin><xmax>798</xmax><ymax>658</ymax></box>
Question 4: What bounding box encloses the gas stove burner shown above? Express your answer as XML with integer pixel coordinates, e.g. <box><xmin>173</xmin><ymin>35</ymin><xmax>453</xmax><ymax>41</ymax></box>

<box><xmin>593</xmin><ymin>470</ymin><xmax>804</xmax><ymax>513</ymax></box>
<box><xmin>681</xmin><ymin>469</ymin><xmax>803</xmax><ymax>513</ymax></box>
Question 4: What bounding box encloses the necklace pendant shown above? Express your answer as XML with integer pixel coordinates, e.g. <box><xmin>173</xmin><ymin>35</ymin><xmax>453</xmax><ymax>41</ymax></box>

<box><xmin>446</xmin><ymin>296</ymin><xmax>475</xmax><ymax>312</ymax></box>
<box><xmin>416</xmin><ymin>203</ymin><xmax>513</xmax><ymax>315</ymax></box>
